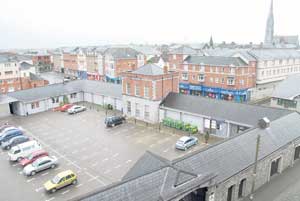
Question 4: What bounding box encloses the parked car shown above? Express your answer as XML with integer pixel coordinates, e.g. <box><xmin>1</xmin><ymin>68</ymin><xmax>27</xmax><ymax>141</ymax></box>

<box><xmin>175</xmin><ymin>136</ymin><xmax>198</xmax><ymax>151</ymax></box>
<box><xmin>105</xmin><ymin>116</ymin><xmax>125</xmax><ymax>127</ymax></box>
<box><xmin>63</xmin><ymin>76</ymin><xmax>71</xmax><ymax>82</ymax></box>
<box><xmin>44</xmin><ymin>170</ymin><xmax>77</xmax><ymax>193</ymax></box>
<box><xmin>59</xmin><ymin>104</ymin><xmax>74</xmax><ymax>112</ymax></box>
<box><xmin>0</xmin><ymin>124</ymin><xmax>13</xmax><ymax>133</ymax></box>
<box><xmin>67</xmin><ymin>105</ymin><xmax>86</xmax><ymax>114</ymax></box>
<box><xmin>23</xmin><ymin>156</ymin><xmax>58</xmax><ymax>176</ymax></box>
<box><xmin>19</xmin><ymin>150</ymin><xmax>49</xmax><ymax>166</ymax></box>
<box><xmin>0</xmin><ymin>126</ymin><xmax>18</xmax><ymax>136</ymax></box>
<box><xmin>0</xmin><ymin>129</ymin><xmax>23</xmax><ymax>145</ymax></box>
<box><xmin>8</xmin><ymin>140</ymin><xmax>42</xmax><ymax>162</ymax></box>
<box><xmin>1</xmin><ymin>135</ymin><xmax>30</xmax><ymax>150</ymax></box>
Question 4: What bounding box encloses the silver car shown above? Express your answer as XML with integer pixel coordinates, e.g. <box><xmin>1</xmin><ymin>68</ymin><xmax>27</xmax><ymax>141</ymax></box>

<box><xmin>67</xmin><ymin>105</ymin><xmax>86</xmax><ymax>114</ymax></box>
<box><xmin>175</xmin><ymin>136</ymin><xmax>198</xmax><ymax>151</ymax></box>
<box><xmin>23</xmin><ymin>156</ymin><xmax>58</xmax><ymax>176</ymax></box>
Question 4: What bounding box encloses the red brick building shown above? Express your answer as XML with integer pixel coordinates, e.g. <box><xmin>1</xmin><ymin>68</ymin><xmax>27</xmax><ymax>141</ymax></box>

<box><xmin>179</xmin><ymin>55</ymin><xmax>256</xmax><ymax>102</ymax></box>
<box><xmin>122</xmin><ymin>64</ymin><xmax>179</xmax><ymax>123</ymax></box>
<box><xmin>31</xmin><ymin>53</ymin><xmax>52</xmax><ymax>72</ymax></box>
<box><xmin>63</xmin><ymin>52</ymin><xmax>78</xmax><ymax>76</ymax></box>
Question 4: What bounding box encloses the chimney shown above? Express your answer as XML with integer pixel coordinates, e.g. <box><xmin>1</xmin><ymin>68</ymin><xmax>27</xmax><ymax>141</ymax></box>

<box><xmin>258</xmin><ymin>117</ymin><xmax>270</xmax><ymax>129</ymax></box>
<box><xmin>163</xmin><ymin>66</ymin><xmax>168</xmax><ymax>74</ymax></box>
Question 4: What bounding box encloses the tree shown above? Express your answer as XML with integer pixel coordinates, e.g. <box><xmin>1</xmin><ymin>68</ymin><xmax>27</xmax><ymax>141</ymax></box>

<box><xmin>204</xmin><ymin>131</ymin><xmax>210</xmax><ymax>144</ymax></box>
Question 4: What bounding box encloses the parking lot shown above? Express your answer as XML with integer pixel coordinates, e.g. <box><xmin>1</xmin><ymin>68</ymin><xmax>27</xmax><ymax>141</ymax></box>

<box><xmin>0</xmin><ymin>107</ymin><xmax>209</xmax><ymax>201</ymax></box>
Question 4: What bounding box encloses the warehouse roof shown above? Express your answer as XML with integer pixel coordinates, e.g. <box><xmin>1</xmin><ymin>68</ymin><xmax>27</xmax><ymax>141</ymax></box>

<box><xmin>161</xmin><ymin>93</ymin><xmax>292</xmax><ymax>127</ymax></box>
<box><xmin>272</xmin><ymin>74</ymin><xmax>300</xmax><ymax>100</ymax></box>
<box><xmin>73</xmin><ymin>112</ymin><xmax>300</xmax><ymax>201</ymax></box>
<box><xmin>7</xmin><ymin>80</ymin><xmax>122</xmax><ymax>102</ymax></box>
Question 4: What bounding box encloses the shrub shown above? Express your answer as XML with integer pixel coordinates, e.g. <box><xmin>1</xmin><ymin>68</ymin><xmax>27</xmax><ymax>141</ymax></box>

<box><xmin>190</xmin><ymin>125</ymin><xmax>198</xmax><ymax>134</ymax></box>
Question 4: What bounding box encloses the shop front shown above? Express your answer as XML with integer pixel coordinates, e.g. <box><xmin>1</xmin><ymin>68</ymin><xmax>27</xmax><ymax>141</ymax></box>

<box><xmin>179</xmin><ymin>83</ymin><xmax>190</xmax><ymax>95</ymax></box>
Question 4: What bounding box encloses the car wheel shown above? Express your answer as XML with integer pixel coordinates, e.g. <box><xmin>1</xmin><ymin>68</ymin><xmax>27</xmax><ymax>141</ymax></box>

<box><xmin>17</xmin><ymin>157</ymin><xmax>22</xmax><ymax>162</ymax></box>
<box><xmin>51</xmin><ymin>164</ymin><xmax>56</xmax><ymax>169</ymax></box>
<box><xmin>112</xmin><ymin>123</ymin><xmax>115</xmax><ymax>127</ymax></box>
<box><xmin>72</xmin><ymin>179</ymin><xmax>77</xmax><ymax>185</ymax></box>
<box><xmin>51</xmin><ymin>188</ymin><xmax>56</xmax><ymax>193</ymax></box>
<box><xmin>6</xmin><ymin>145</ymin><xmax>10</xmax><ymax>150</ymax></box>
<box><xmin>31</xmin><ymin>171</ymin><xmax>36</xmax><ymax>176</ymax></box>
<box><xmin>184</xmin><ymin>147</ymin><xmax>187</xmax><ymax>151</ymax></box>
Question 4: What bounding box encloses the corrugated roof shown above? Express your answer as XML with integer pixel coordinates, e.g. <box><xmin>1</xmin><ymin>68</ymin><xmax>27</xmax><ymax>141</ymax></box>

<box><xmin>161</xmin><ymin>93</ymin><xmax>292</xmax><ymax>127</ymax></box>
<box><xmin>272</xmin><ymin>74</ymin><xmax>300</xmax><ymax>99</ymax></box>
<box><xmin>132</xmin><ymin>64</ymin><xmax>164</xmax><ymax>75</ymax></box>
<box><xmin>7</xmin><ymin>80</ymin><xmax>122</xmax><ymax>102</ymax></box>
<box><xmin>184</xmin><ymin>55</ymin><xmax>248</xmax><ymax>67</ymax></box>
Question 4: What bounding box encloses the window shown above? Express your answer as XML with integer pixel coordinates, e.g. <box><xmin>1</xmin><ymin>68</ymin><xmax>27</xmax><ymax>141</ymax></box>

<box><xmin>270</xmin><ymin>157</ymin><xmax>281</xmax><ymax>177</ymax></box>
<box><xmin>70</xmin><ymin>93</ymin><xmax>77</xmax><ymax>99</ymax></box>
<box><xmin>182</xmin><ymin>73</ymin><xmax>188</xmax><ymax>81</ymax></box>
<box><xmin>215</xmin><ymin>78</ymin><xmax>219</xmax><ymax>83</ymax></box>
<box><xmin>135</xmin><ymin>85</ymin><xmax>140</xmax><ymax>96</ymax></box>
<box><xmin>173</xmin><ymin>55</ymin><xmax>176</xmax><ymax>60</ymax></box>
<box><xmin>144</xmin><ymin>86</ymin><xmax>149</xmax><ymax>98</ymax></box>
<box><xmin>126</xmin><ymin>83</ymin><xmax>131</xmax><ymax>94</ymax></box>
<box><xmin>184</xmin><ymin>65</ymin><xmax>188</xmax><ymax>71</ymax></box>
<box><xmin>51</xmin><ymin>98</ymin><xmax>55</xmax><ymax>103</ymax></box>
<box><xmin>277</xmin><ymin>99</ymin><xmax>297</xmax><ymax>108</ymax></box>
<box><xmin>31</xmin><ymin>102</ymin><xmax>39</xmax><ymax>109</ymax></box>
<box><xmin>221</xmin><ymin>78</ymin><xmax>225</xmax><ymax>84</ymax></box>
<box><xmin>294</xmin><ymin>146</ymin><xmax>300</xmax><ymax>160</ymax></box>
<box><xmin>173</xmin><ymin>64</ymin><xmax>176</xmax><ymax>69</ymax></box>
<box><xmin>210</xmin><ymin>77</ymin><xmax>213</xmax><ymax>83</ymax></box>
<box><xmin>135</xmin><ymin>103</ymin><xmax>140</xmax><ymax>117</ymax></box>
<box><xmin>144</xmin><ymin>105</ymin><xmax>150</xmax><ymax>120</ymax></box>
<box><xmin>230</xmin><ymin>68</ymin><xmax>235</xmax><ymax>74</ymax></box>
<box><xmin>197</xmin><ymin>74</ymin><xmax>204</xmax><ymax>82</ymax></box>
<box><xmin>127</xmin><ymin>101</ymin><xmax>131</xmax><ymax>113</ymax></box>
<box><xmin>5</xmin><ymin>71</ymin><xmax>13</xmax><ymax>75</ymax></box>
<box><xmin>227</xmin><ymin>77</ymin><xmax>235</xmax><ymax>85</ymax></box>
<box><xmin>238</xmin><ymin>178</ymin><xmax>246</xmax><ymax>198</ymax></box>
<box><xmin>240</xmin><ymin>79</ymin><xmax>244</xmax><ymax>85</ymax></box>
<box><xmin>261</xmin><ymin>71</ymin><xmax>264</xmax><ymax>76</ymax></box>
<box><xmin>227</xmin><ymin>185</ymin><xmax>235</xmax><ymax>201</ymax></box>
<box><xmin>192</xmin><ymin>75</ymin><xmax>196</xmax><ymax>80</ymax></box>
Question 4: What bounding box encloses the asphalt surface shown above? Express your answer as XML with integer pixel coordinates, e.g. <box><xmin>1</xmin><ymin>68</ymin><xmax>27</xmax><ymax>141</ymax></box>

<box><xmin>40</xmin><ymin>72</ymin><xmax>64</xmax><ymax>84</ymax></box>
<box><xmin>243</xmin><ymin>160</ymin><xmax>300</xmax><ymax>201</ymax></box>
<box><xmin>0</xmin><ymin>107</ymin><xmax>208</xmax><ymax>201</ymax></box>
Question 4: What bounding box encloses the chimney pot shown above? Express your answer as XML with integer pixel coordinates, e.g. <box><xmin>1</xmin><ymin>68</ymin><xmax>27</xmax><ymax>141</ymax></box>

<box><xmin>258</xmin><ymin>117</ymin><xmax>270</xmax><ymax>129</ymax></box>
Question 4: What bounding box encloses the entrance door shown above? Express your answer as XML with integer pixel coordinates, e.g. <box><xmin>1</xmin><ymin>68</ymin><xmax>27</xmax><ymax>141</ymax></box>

<box><xmin>9</xmin><ymin>103</ymin><xmax>14</xmax><ymax>114</ymax></box>
<box><xmin>270</xmin><ymin>158</ymin><xmax>281</xmax><ymax>177</ymax></box>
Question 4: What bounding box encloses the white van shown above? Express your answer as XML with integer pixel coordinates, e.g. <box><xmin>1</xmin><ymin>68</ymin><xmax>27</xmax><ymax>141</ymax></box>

<box><xmin>8</xmin><ymin>140</ymin><xmax>42</xmax><ymax>162</ymax></box>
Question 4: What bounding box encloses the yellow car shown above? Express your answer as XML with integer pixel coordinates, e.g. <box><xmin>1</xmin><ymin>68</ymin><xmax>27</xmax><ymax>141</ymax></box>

<box><xmin>44</xmin><ymin>170</ymin><xmax>77</xmax><ymax>193</ymax></box>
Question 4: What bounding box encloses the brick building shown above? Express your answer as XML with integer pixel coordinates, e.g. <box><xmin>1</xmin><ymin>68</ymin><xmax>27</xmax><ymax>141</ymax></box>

<box><xmin>30</xmin><ymin>52</ymin><xmax>52</xmax><ymax>72</ymax></box>
<box><xmin>122</xmin><ymin>64</ymin><xmax>179</xmax><ymax>123</ymax></box>
<box><xmin>63</xmin><ymin>51</ymin><xmax>79</xmax><ymax>76</ymax></box>
<box><xmin>179</xmin><ymin>55</ymin><xmax>256</xmax><ymax>102</ymax></box>
<box><xmin>104</xmin><ymin>47</ymin><xmax>146</xmax><ymax>83</ymax></box>
<box><xmin>86</xmin><ymin>48</ymin><xmax>104</xmax><ymax>81</ymax></box>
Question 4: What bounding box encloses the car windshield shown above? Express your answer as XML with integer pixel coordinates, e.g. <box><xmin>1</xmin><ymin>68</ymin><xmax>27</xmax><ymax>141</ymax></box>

<box><xmin>177</xmin><ymin>140</ymin><xmax>185</xmax><ymax>144</ymax></box>
<box><xmin>51</xmin><ymin>175</ymin><xmax>61</xmax><ymax>184</ymax></box>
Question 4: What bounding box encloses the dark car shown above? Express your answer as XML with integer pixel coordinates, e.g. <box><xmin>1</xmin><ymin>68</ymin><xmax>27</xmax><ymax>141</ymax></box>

<box><xmin>0</xmin><ymin>129</ymin><xmax>23</xmax><ymax>145</ymax></box>
<box><xmin>105</xmin><ymin>116</ymin><xmax>125</xmax><ymax>127</ymax></box>
<box><xmin>1</xmin><ymin>135</ymin><xmax>30</xmax><ymax>150</ymax></box>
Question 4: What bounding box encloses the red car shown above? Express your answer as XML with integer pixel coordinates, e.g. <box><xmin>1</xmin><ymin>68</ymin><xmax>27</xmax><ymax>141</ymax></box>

<box><xmin>19</xmin><ymin>150</ymin><xmax>49</xmax><ymax>166</ymax></box>
<box><xmin>59</xmin><ymin>104</ymin><xmax>74</xmax><ymax>112</ymax></box>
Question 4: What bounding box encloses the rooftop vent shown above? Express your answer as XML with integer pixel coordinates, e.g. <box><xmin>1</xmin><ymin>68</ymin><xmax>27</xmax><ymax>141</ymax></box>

<box><xmin>258</xmin><ymin>117</ymin><xmax>270</xmax><ymax>129</ymax></box>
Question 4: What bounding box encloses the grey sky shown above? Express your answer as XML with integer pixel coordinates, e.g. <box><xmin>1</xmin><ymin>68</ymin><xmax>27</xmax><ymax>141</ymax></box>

<box><xmin>0</xmin><ymin>0</ymin><xmax>299</xmax><ymax>49</ymax></box>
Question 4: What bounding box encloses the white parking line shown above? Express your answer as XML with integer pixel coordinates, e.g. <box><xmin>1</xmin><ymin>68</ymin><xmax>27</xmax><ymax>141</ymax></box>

<box><xmin>88</xmin><ymin>176</ymin><xmax>99</xmax><ymax>182</ymax></box>
<box><xmin>102</xmin><ymin>158</ymin><xmax>108</xmax><ymax>162</ymax></box>
<box><xmin>42</xmin><ymin>172</ymin><xmax>49</xmax><ymax>176</ymax></box>
<box><xmin>35</xmin><ymin>186</ymin><xmax>44</xmax><ymax>192</ymax></box>
<box><xmin>91</xmin><ymin>162</ymin><xmax>98</xmax><ymax>167</ymax></box>
<box><xmin>54</xmin><ymin>167</ymin><xmax>62</xmax><ymax>171</ymax></box>
<box><xmin>45</xmin><ymin>197</ymin><xmax>55</xmax><ymax>201</ymax></box>
<box><xmin>76</xmin><ymin>183</ymin><xmax>83</xmax><ymax>188</ymax></box>
<box><xmin>61</xmin><ymin>190</ymin><xmax>70</xmax><ymax>195</ymax></box>
<box><xmin>27</xmin><ymin>178</ymin><xmax>36</xmax><ymax>183</ymax></box>
<box><xmin>104</xmin><ymin>170</ymin><xmax>111</xmax><ymax>174</ymax></box>
<box><xmin>126</xmin><ymin>160</ymin><xmax>132</xmax><ymax>164</ymax></box>
<box><xmin>112</xmin><ymin>153</ymin><xmax>119</xmax><ymax>158</ymax></box>
<box><xmin>163</xmin><ymin>148</ymin><xmax>170</xmax><ymax>153</ymax></box>
<box><xmin>114</xmin><ymin>165</ymin><xmax>121</xmax><ymax>169</ymax></box>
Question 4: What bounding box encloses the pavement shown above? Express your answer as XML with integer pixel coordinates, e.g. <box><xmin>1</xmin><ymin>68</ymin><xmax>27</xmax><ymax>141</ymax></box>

<box><xmin>243</xmin><ymin>160</ymin><xmax>300</xmax><ymax>201</ymax></box>
<box><xmin>0</xmin><ymin>106</ymin><xmax>212</xmax><ymax>201</ymax></box>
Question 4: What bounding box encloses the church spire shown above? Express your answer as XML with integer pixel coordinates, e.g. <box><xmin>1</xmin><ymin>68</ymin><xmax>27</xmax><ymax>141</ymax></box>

<box><xmin>264</xmin><ymin>0</ymin><xmax>274</xmax><ymax>46</ymax></box>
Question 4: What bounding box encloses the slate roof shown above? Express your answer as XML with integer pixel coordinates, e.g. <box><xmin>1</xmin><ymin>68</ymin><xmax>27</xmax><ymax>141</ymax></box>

<box><xmin>20</xmin><ymin>61</ymin><xmax>34</xmax><ymax>70</ymax></box>
<box><xmin>104</xmin><ymin>47</ymin><xmax>140</xmax><ymax>59</ymax></box>
<box><xmin>169</xmin><ymin>45</ymin><xmax>200</xmax><ymax>55</ymax></box>
<box><xmin>73</xmin><ymin>112</ymin><xmax>300</xmax><ymax>201</ymax></box>
<box><xmin>203</xmin><ymin>49</ymin><xmax>256</xmax><ymax>61</ymax></box>
<box><xmin>272</xmin><ymin>74</ymin><xmax>300</xmax><ymax>100</ymax></box>
<box><xmin>184</xmin><ymin>55</ymin><xmax>248</xmax><ymax>67</ymax></box>
<box><xmin>7</xmin><ymin>80</ymin><xmax>122</xmax><ymax>103</ymax></box>
<box><xmin>248</xmin><ymin>49</ymin><xmax>300</xmax><ymax>60</ymax></box>
<box><xmin>161</xmin><ymin>93</ymin><xmax>292</xmax><ymax>127</ymax></box>
<box><xmin>132</xmin><ymin>64</ymin><xmax>164</xmax><ymax>75</ymax></box>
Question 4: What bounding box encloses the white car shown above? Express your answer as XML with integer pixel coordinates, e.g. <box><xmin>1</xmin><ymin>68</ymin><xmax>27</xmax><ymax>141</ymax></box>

<box><xmin>67</xmin><ymin>105</ymin><xmax>86</xmax><ymax>114</ymax></box>
<box><xmin>23</xmin><ymin>156</ymin><xmax>58</xmax><ymax>176</ymax></box>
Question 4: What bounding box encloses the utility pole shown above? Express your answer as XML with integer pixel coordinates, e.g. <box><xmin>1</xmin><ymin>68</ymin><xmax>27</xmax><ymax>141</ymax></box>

<box><xmin>250</xmin><ymin>134</ymin><xmax>261</xmax><ymax>200</ymax></box>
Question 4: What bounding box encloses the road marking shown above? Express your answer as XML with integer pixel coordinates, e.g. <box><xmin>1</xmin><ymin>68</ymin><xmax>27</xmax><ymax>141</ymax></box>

<box><xmin>163</xmin><ymin>148</ymin><xmax>170</xmax><ymax>153</ymax></box>
<box><xmin>35</xmin><ymin>187</ymin><xmax>44</xmax><ymax>192</ymax></box>
<box><xmin>104</xmin><ymin>170</ymin><xmax>111</xmax><ymax>174</ymax></box>
<box><xmin>114</xmin><ymin>165</ymin><xmax>121</xmax><ymax>169</ymax></box>
<box><xmin>71</xmin><ymin>150</ymin><xmax>78</xmax><ymax>154</ymax></box>
<box><xmin>91</xmin><ymin>162</ymin><xmax>98</xmax><ymax>167</ymax></box>
<box><xmin>88</xmin><ymin>176</ymin><xmax>99</xmax><ymax>182</ymax></box>
<box><xmin>45</xmin><ymin>197</ymin><xmax>55</xmax><ymax>201</ymax></box>
<box><xmin>76</xmin><ymin>184</ymin><xmax>83</xmax><ymax>188</ymax></box>
<box><xmin>126</xmin><ymin>160</ymin><xmax>132</xmax><ymax>164</ymax></box>
<box><xmin>61</xmin><ymin>190</ymin><xmax>70</xmax><ymax>195</ymax></box>
<box><xmin>42</xmin><ymin>172</ymin><xmax>49</xmax><ymax>176</ymax></box>
<box><xmin>27</xmin><ymin>178</ymin><xmax>36</xmax><ymax>183</ymax></box>
<box><xmin>54</xmin><ymin>167</ymin><xmax>62</xmax><ymax>171</ymax></box>
<box><xmin>112</xmin><ymin>153</ymin><xmax>119</xmax><ymax>158</ymax></box>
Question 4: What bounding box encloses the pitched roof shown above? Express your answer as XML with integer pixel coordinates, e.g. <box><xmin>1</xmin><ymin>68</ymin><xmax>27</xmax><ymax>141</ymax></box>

<box><xmin>104</xmin><ymin>47</ymin><xmax>140</xmax><ymax>59</ymax></box>
<box><xmin>7</xmin><ymin>80</ymin><xmax>122</xmax><ymax>102</ymax></box>
<box><xmin>20</xmin><ymin>61</ymin><xmax>34</xmax><ymax>70</ymax></box>
<box><xmin>73</xmin><ymin>112</ymin><xmax>300</xmax><ymax>201</ymax></box>
<box><xmin>184</xmin><ymin>55</ymin><xmax>248</xmax><ymax>67</ymax></box>
<box><xmin>248</xmin><ymin>49</ymin><xmax>300</xmax><ymax>60</ymax></box>
<box><xmin>272</xmin><ymin>74</ymin><xmax>300</xmax><ymax>100</ymax></box>
<box><xmin>169</xmin><ymin>45</ymin><xmax>200</xmax><ymax>55</ymax></box>
<box><xmin>161</xmin><ymin>93</ymin><xmax>292</xmax><ymax>127</ymax></box>
<box><xmin>132</xmin><ymin>64</ymin><xmax>164</xmax><ymax>75</ymax></box>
